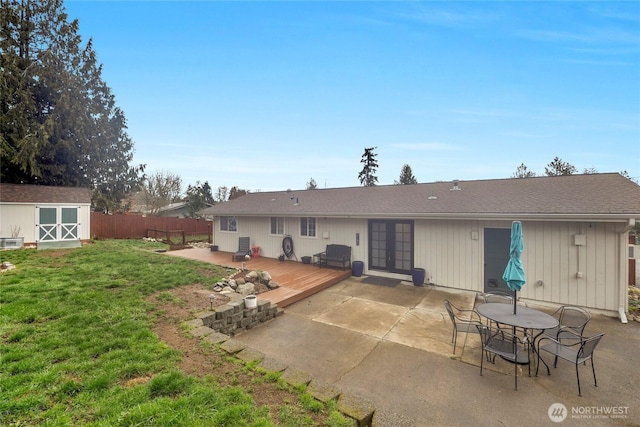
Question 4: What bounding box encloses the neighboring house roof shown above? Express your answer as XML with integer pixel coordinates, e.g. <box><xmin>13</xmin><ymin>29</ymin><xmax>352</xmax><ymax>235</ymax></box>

<box><xmin>158</xmin><ymin>202</ymin><xmax>189</xmax><ymax>214</ymax></box>
<box><xmin>0</xmin><ymin>183</ymin><xmax>91</xmax><ymax>204</ymax></box>
<box><xmin>202</xmin><ymin>173</ymin><xmax>640</xmax><ymax>221</ymax></box>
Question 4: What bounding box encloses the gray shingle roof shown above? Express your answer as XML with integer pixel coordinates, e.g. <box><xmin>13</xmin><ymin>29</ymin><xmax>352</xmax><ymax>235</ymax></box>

<box><xmin>0</xmin><ymin>184</ymin><xmax>91</xmax><ymax>204</ymax></box>
<box><xmin>202</xmin><ymin>174</ymin><xmax>640</xmax><ymax>220</ymax></box>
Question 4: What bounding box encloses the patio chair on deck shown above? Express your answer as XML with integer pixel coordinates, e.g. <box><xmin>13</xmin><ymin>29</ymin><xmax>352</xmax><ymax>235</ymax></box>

<box><xmin>535</xmin><ymin>330</ymin><xmax>605</xmax><ymax>396</ymax></box>
<box><xmin>444</xmin><ymin>300</ymin><xmax>483</xmax><ymax>355</ymax></box>
<box><xmin>232</xmin><ymin>237</ymin><xmax>251</xmax><ymax>261</ymax></box>
<box><xmin>477</xmin><ymin>324</ymin><xmax>530</xmax><ymax>390</ymax></box>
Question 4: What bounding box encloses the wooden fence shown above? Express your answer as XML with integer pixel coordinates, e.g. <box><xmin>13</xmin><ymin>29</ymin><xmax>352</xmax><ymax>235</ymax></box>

<box><xmin>91</xmin><ymin>213</ymin><xmax>212</xmax><ymax>242</ymax></box>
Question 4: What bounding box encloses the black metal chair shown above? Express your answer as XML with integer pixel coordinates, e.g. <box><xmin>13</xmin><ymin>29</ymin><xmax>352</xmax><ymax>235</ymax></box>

<box><xmin>535</xmin><ymin>330</ymin><xmax>605</xmax><ymax>396</ymax></box>
<box><xmin>443</xmin><ymin>300</ymin><xmax>483</xmax><ymax>355</ymax></box>
<box><xmin>483</xmin><ymin>291</ymin><xmax>513</xmax><ymax>304</ymax></box>
<box><xmin>542</xmin><ymin>306</ymin><xmax>591</xmax><ymax>341</ymax></box>
<box><xmin>477</xmin><ymin>324</ymin><xmax>530</xmax><ymax>390</ymax></box>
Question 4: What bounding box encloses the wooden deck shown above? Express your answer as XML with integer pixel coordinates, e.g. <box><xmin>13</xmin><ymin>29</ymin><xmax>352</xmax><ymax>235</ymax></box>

<box><xmin>166</xmin><ymin>248</ymin><xmax>352</xmax><ymax>308</ymax></box>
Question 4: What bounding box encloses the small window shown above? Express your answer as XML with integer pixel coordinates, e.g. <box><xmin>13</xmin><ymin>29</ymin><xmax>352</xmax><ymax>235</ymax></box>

<box><xmin>300</xmin><ymin>217</ymin><xmax>316</xmax><ymax>237</ymax></box>
<box><xmin>220</xmin><ymin>216</ymin><xmax>237</xmax><ymax>232</ymax></box>
<box><xmin>270</xmin><ymin>217</ymin><xmax>284</xmax><ymax>235</ymax></box>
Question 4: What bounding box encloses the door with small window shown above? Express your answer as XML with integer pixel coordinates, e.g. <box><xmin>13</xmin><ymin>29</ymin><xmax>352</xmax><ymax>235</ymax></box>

<box><xmin>36</xmin><ymin>206</ymin><xmax>80</xmax><ymax>242</ymax></box>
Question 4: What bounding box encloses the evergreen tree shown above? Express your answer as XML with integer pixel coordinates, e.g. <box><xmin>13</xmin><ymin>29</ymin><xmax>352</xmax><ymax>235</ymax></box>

<box><xmin>512</xmin><ymin>163</ymin><xmax>536</xmax><ymax>178</ymax></box>
<box><xmin>306</xmin><ymin>177</ymin><xmax>318</xmax><ymax>190</ymax></box>
<box><xmin>0</xmin><ymin>0</ymin><xmax>144</xmax><ymax>211</ymax></box>
<box><xmin>185</xmin><ymin>181</ymin><xmax>214</xmax><ymax>218</ymax></box>
<box><xmin>358</xmin><ymin>147</ymin><xmax>379</xmax><ymax>187</ymax></box>
<box><xmin>545</xmin><ymin>157</ymin><xmax>577</xmax><ymax>176</ymax></box>
<box><xmin>396</xmin><ymin>164</ymin><xmax>417</xmax><ymax>184</ymax></box>
<box><xmin>214</xmin><ymin>185</ymin><xmax>229</xmax><ymax>203</ymax></box>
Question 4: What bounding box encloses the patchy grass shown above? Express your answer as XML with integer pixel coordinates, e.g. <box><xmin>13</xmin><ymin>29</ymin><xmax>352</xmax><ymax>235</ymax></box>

<box><xmin>0</xmin><ymin>240</ymin><xmax>350</xmax><ymax>426</ymax></box>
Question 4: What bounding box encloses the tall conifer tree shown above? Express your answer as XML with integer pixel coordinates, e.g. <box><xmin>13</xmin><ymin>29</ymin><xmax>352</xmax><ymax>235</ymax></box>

<box><xmin>1</xmin><ymin>0</ymin><xmax>144</xmax><ymax>212</ymax></box>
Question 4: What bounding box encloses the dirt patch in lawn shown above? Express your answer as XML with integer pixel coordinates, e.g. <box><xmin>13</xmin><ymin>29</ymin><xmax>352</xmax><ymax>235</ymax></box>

<box><xmin>148</xmin><ymin>283</ymin><xmax>325</xmax><ymax>423</ymax></box>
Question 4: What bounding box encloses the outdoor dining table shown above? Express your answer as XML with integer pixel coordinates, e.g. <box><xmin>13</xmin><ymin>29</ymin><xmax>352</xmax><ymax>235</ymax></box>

<box><xmin>477</xmin><ymin>302</ymin><xmax>559</xmax><ymax>367</ymax></box>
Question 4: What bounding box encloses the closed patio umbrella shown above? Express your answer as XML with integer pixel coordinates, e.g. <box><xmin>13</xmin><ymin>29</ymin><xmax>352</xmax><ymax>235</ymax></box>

<box><xmin>502</xmin><ymin>221</ymin><xmax>525</xmax><ymax>314</ymax></box>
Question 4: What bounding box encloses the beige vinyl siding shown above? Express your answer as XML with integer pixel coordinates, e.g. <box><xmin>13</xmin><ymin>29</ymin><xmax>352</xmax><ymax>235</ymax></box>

<box><xmin>213</xmin><ymin>216</ymin><xmax>367</xmax><ymax>262</ymax></box>
<box><xmin>216</xmin><ymin>215</ymin><xmax>625</xmax><ymax>313</ymax></box>
<box><xmin>522</xmin><ymin>221</ymin><xmax>620</xmax><ymax>312</ymax></box>
<box><xmin>414</xmin><ymin>219</ymin><xmax>483</xmax><ymax>292</ymax></box>
<box><xmin>412</xmin><ymin>219</ymin><xmax>622</xmax><ymax>312</ymax></box>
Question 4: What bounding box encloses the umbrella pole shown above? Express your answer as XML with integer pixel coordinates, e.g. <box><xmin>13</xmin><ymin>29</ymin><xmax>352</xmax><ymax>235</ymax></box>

<box><xmin>513</xmin><ymin>290</ymin><xmax>517</xmax><ymax>315</ymax></box>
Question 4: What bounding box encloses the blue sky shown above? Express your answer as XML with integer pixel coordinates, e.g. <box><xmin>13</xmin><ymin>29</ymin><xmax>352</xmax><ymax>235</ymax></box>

<box><xmin>65</xmin><ymin>1</ymin><xmax>640</xmax><ymax>192</ymax></box>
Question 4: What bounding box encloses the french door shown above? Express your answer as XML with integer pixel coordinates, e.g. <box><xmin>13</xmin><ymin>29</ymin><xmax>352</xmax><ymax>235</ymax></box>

<box><xmin>368</xmin><ymin>220</ymin><xmax>414</xmax><ymax>274</ymax></box>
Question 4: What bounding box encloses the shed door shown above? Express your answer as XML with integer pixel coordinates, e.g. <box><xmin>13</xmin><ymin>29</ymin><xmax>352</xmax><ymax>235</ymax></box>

<box><xmin>36</xmin><ymin>206</ymin><xmax>80</xmax><ymax>242</ymax></box>
<box><xmin>483</xmin><ymin>228</ymin><xmax>511</xmax><ymax>293</ymax></box>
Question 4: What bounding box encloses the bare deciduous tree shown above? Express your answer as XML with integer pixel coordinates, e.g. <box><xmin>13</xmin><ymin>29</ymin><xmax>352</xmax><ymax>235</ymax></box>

<box><xmin>142</xmin><ymin>170</ymin><xmax>182</xmax><ymax>215</ymax></box>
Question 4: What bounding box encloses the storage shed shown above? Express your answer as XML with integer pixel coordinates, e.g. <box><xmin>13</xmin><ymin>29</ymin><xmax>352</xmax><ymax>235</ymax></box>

<box><xmin>0</xmin><ymin>183</ymin><xmax>91</xmax><ymax>249</ymax></box>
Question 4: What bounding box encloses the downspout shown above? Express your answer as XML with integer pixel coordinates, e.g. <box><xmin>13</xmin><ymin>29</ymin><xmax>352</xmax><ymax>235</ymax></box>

<box><xmin>618</xmin><ymin>218</ymin><xmax>635</xmax><ymax>324</ymax></box>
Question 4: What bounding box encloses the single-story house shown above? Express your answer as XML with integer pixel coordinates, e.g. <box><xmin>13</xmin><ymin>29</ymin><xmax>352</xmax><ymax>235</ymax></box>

<box><xmin>202</xmin><ymin>173</ymin><xmax>640</xmax><ymax>317</ymax></box>
<box><xmin>0</xmin><ymin>183</ymin><xmax>92</xmax><ymax>249</ymax></box>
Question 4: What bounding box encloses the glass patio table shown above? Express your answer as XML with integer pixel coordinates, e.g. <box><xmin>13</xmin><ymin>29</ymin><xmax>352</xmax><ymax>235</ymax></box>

<box><xmin>477</xmin><ymin>303</ymin><xmax>559</xmax><ymax>366</ymax></box>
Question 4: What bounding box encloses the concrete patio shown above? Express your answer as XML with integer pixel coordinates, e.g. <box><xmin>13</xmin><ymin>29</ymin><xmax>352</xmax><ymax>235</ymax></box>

<box><xmin>169</xmin><ymin>248</ymin><xmax>639</xmax><ymax>425</ymax></box>
<box><xmin>230</xmin><ymin>277</ymin><xmax>639</xmax><ymax>426</ymax></box>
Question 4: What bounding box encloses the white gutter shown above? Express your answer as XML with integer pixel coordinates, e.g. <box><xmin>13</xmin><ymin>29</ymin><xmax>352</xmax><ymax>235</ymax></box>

<box><xmin>618</xmin><ymin>218</ymin><xmax>635</xmax><ymax>324</ymax></box>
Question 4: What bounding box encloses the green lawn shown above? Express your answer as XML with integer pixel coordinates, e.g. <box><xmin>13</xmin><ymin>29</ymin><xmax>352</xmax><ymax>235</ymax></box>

<box><xmin>0</xmin><ymin>240</ymin><xmax>350</xmax><ymax>426</ymax></box>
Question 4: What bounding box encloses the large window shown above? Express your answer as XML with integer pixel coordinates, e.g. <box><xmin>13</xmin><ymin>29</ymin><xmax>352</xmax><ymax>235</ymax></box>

<box><xmin>270</xmin><ymin>217</ymin><xmax>284</xmax><ymax>235</ymax></box>
<box><xmin>220</xmin><ymin>216</ymin><xmax>237</xmax><ymax>232</ymax></box>
<box><xmin>300</xmin><ymin>217</ymin><xmax>316</xmax><ymax>237</ymax></box>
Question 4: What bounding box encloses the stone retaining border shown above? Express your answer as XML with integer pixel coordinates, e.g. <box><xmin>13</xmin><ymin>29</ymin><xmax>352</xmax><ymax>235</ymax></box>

<box><xmin>182</xmin><ymin>310</ymin><xmax>416</xmax><ymax>427</ymax></box>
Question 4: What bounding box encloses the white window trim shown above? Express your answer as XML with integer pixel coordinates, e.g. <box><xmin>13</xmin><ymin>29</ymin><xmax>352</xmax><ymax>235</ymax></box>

<box><xmin>300</xmin><ymin>217</ymin><xmax>317</xmax><ymax>239</ymax></box>
<box><xmin>270</xmin><ymin>217</ymin><xmax>284</xmax><ymax>236</ymax></box>
<box><xmin>220</xmin><ymin>216</ymin><xmax>237</xmax><ymax>233</ymax></box>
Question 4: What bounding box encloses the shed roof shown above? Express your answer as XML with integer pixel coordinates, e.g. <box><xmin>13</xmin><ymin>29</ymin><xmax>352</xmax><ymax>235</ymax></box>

<box><xmin>202</xmin><ymin>173</ymin><xmax>640</xmax><ymax>221</ymax></box>
<box><xmin>0</xmin><ymin>183</ymin><xmax>91</xmax><ymax>204</ymax></box>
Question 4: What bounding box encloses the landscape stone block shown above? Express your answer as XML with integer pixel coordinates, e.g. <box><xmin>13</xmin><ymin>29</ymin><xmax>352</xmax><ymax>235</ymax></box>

<box><xmin>280</xmin><ymin>367</ymin><xmax>312</xmax><ymax>387</ymax></box>
<box><xmin>307</xmin><ymin>379</ymin><xmax>341</xmax><ymax>403</ymax></box>
<box><xmin>219</xmin><ymin>338</ymin><xmax>247</xmax><ymax>354</ymax></box>
<box><xmin>337</xmin><ymin>394</ymin><xmax>376</xmax><ymax>427</ymax></box>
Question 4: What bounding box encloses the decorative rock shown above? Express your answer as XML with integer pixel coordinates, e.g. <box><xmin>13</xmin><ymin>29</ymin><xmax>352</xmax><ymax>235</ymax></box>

<box><xmin>229</xmin><ymin>279</ymin><xmax>237</xmax><ymax>287</ymax></box>
<box><xmin>245</xmin><ymin>271</ymin><xmax>259</xmax><ymax>282</ymax></box>
<box><xmin>221</xmin><ymin>286</ymin><xmax>234</xmax><ymax>293</ymax></box>
<box><xmin>267</xmin><ymin>281</ymin><xmax>280</xmax><ymax>290</ymax></box>
<box><xmin>236</xmin><ymin>278</ymin><xmax>245</xmax><ymax>285</ymax></box>
<box><xmin>237</xmin><ymin>283</ymin><xmax>255</xmax><ymax>296</ymax></box>
<box><xmin>261</xmin><ymin>271</ymin><xmax>272</xmax><ymax>283</ymax></box>
<box><xmin>213</xmin><ymin>285</ymin><xmax>223</xmax><ymax>292</ymax></box>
